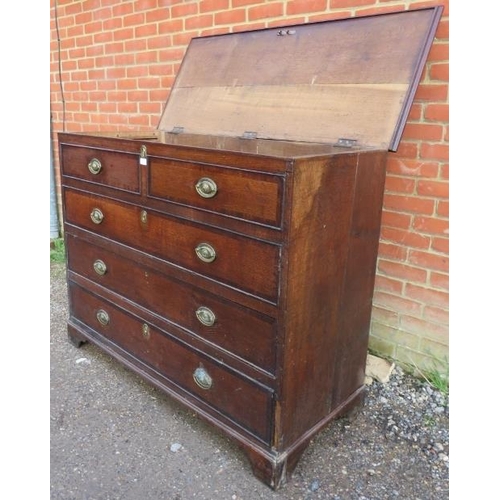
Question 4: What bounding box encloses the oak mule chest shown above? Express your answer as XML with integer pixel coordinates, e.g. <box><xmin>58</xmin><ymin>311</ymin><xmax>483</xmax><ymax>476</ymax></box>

<box><xmin>59</xmin><ymin>7</ymin><xmax>442</xmax><ymax>490</ymax></box>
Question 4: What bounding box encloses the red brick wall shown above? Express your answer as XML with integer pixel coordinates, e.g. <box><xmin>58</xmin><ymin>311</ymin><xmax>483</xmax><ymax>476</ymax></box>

<box><xmin>50</xmin><ymin>0</ymin><xmax>449</xmax><ymax>374</ymax></box>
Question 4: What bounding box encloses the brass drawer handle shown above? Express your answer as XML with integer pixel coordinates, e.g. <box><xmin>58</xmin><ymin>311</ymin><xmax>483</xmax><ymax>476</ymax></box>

<box><xmin>193</xmin><ymin>367</ymin><xmax>213</xmax><ymax>390</ymax></box>
<box><xmin>96</xmin><ymin>309</ymin><xmax>110</xmax><ymax>326</ymax></box>
<box><xmin>195</xmin><ymin>306</ymin><xmax>216</xmax><ymax>327</ymax></box>
<box><xmin>93</xmin><ymin>259</ymin><xmax>107</xmax><ymax>276</ymax></box>
<box><xmin>195</xmin><ymin>177</ymin><xmax>218</xmax><ymax>199</ymax></box>
<box><xmin>88</xmin><ymin>158</ymin><xmax>102</xmax><ymax>175</ymax></box>
<box><xmin>140</xmin><ymin>210</ymin><xmax>148</xmax><ymax>224</ymax></box>
<box><xmin>195</xmin><ymin>243</ymin><xmax>216</xmax><ymax>263</ymax></box>
<box><xmin>142</xmin><ymin>323</ymin><xmax>150</xmax><ymax>340</ymax></box>
<box><xmin>90</xmin><ymin>208</ymin><xmax>104</xmax><ymax>224</ymax></box>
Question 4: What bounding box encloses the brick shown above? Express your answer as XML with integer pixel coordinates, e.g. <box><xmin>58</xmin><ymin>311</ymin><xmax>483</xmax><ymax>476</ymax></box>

<box><xmin>427</xmin><ymin>42</ymin><xmax>449</xmax><ymax>62</ymax></box>
<box><xmin>139</xmin><ymin>102</ymin><xmax>162</xmax><ymax>114</ymax></box>
<box><xmin>115</xmin><ymin>53</ymin><xmax>135</xmax><ymax>66</ymax></box>
<box><xmin>425</xmin><ymin>103</ymin><xmax>449</xmax><ymax>122</ymax></box>
<box><xmin>185</xmin><ymin>14</ymin><xmax>214</xmax><ymax>30</ymax></box>
<box><xmin>383</xmin><ymin>194</ymin><xmax>435</xmax><ymax>215</ymax></box>
<box><xmin>430</xmin><ymin>271</ymin><xmax>448</xmax><ymax>291</ymax></box>
<box><xmin>145</xmin><ymin>9</ymin><xmax>171</xmax><ymax>23</ymax></box>
<box><xmin>135</xmin><ymin>23</ymin><xmax>158</xmax><ymax>38</ymax></box>
<box><xmin>436</xmin><ymin>200</ymin><xmax>448</xmax><ymax>217</ymax></box>
<box><xmin>113</xmin><ymin>27</ymin><xmax>134</xmax><ymax>42</ymax></box>
<box><xmin>391</xmin><ymin>141</ymin><xmax>418</xmax><ymax>160</ymax></box>
<box><xmin>287</xmin><ymin>0</ymin><xmax>327</xmax><ymax>15</ymax></box>
<box><xmin>374</xmin><ymin>274</ymin><xmax>404</xmax><ymax>294</ymax></box>
<box><xmin>405</xmin><ymin>283</ymin><xmax>448</xmax><ymax>309</ymax></box>
<box><xmin>401</xmin><ymin>123</ymin><xmax>444</xmax><ymax>142</ymax></box>
<box><xmin>371</xmin><ymin>306</ymin><xmax>399</xmax><ymax>328</ymax></box>
<box><xmin>378</xmin><ymin>259</ymin><xmax>427</xmax><ymax>283</ymax></box>
<box><xmin>200</xmin><ymin>0</ymin><xmax>230</xmax><ymax>13</ymax></box>
<box><xmin>414</xmin><ymin>83</ymin><xmax>448</xmax><ymax>103</ymax></box>
<box><xmin>138</xmin><ymin>77</ymin><xmax>162</xmax><ymax>89</ymax></box>
<box><xmin>106</xmin><ymin>67</ymin><xmax>126</xmax><ymax>80</ymax></box>
<box><xmin>117</xmin><ymin>79</ymin><xmax>138</xmax><ymax>90</ymax></box>
<box><xmin>419</xmin><ymin>339</ymin><xmax>449</xmax><ymax>361</ymax></box>
<box><xmin>367</xmin><ymin>337</ymin><xmax>396</xmax><ymax>359</ymax></box>
<box><xmin>136</xmin><ymin>51</ymin><xmax>158</xmax><ymax>64</ymax></box>
<box><xmin>373</xmin><ymin>291</ymin><xmax>422</xmax><ymax>316</ymax></box>
<box><xmin>248</xmin><ymin>3</ymin><xmax>284</xmax><ymax>21</ymax></box>
<box><xmin>377</xmin><ymin>242</ymin><xmax>408</xmax><ymax>262</ymax></box>
<box><xmin>413</xmin><ymin>216</ymin><xmax>449</xmax><ymax>236</ymax></box>
<box><xmin>330</xmin><ymin>0</ymin><xmax>374</xmax><ymax>8</ymax></box>
<box><xmin>171</xmin><ymin>2</ymin><xmax>198</xmax><ymax>18</ymax></box>
<box><xmin>381</xmin><ymin>227</ymin><xmax>431</xmax><ymax>250</ymax></box>
<box><xmin>381</xmin><ymin>210</ymin><xmax>411</xmax><ymax>230</ymax></box>
<box><xmin>384</xmin><ymin>176</ymin><xmax>415</xmax><ymax>194</ymax></box>
<box><xmin>416</xmin><ymin>180</ymin><xmax>449</xmax><ymax>199</ymax></box>
<box><xmin>104</xmin><ymin>42</ymin><xmax>124</xmax><ymax>55</ymax></box>
<box><xmin>386</xmin><ymin>158</ymin><xmax>439</xmax><ymax>178</ymax></box>
<box><xmin>419</xmin><ymin>143</ymin><xmax>449</xmax><ymax>162</ymax></box>
<box><xmin>200</xmin><ymin>27</ymin><xmax>230</xmax><ymax>36</ymax></box>
<box><xmin>430</xmin><ymin>63</ymin><xmax>449</xmax><ymax>82</ymax></box>
<box><xmin>112</xmin><ymin>2</ymin><xmax>134</xmax><ymax>16</ymax></box>
<box><xmin>123</xmin><ymin>13</ymin><xmax>146</xmax><ymax>27</ymax></box>
<box><xmin>408</xmin><ymin>249</ymin><xmax>448</xmax><ymax>272</ymax></box>
<box><xmin>125</xmin><ymin>39</ymin><xmax>148</xmax><ymax>52</ymax></box>
<box><xmin>423</xmin><ymin>305</ymin><xmax>449</xmax><ymax>325</ymax></box>
<box><xmin>435</xmin><ymin>19</ymin><xmax>449</xmax><ymax>40</ymax></box>
<box><xmin>158</xmin><ymin>19</ymin><xmax>184</xmax><ymax>34</ymax></box>
<box><xmin>127</xmin><ymin>90</ymin><xmax>149</xmax><ymax>101</ymax></box>
<box><xmin>431</xmin><ymin>236</ymin><xmax>449</xmax><ymax>255</ymax></box>
<box><xmin>268</xmin><ymin>18</ymin><xmax>306</xmax><ymax>28</ymax></box>
<box><xmin>232</xmin><ymin>0</ymin><xmax>262</xmax><ymax>6</ymax></box>
<box><xmin>126</xmin><ymin>64</ymin><xmax>149</xmax><ymax>78</ymax></box>
<box><xmin>440</xmin><ymin>164</ymin><xmax>448</xmax><ymax>181</ymax></box>
<box><xmin>400</xmin><ymin>315</ymin><xmax>448</xmax><ymax>339</ymax></box>
<box><xmin>370</xmin><ymin>322</ymin><xmax>400</xmax><ymax>342</ymax></box>
<box><xmin>215</xmin><ymin>9</ymin><xmax>246</xmax><ymax>25</ymax></box>
<box><xmin>117</xmin><ymin>102</ymin><xmax>138</xmax><ymax>113</ymax></box>
<box><xmin>103</xmin><ymin>17</ymin><xmax>123</xmax><ymax>31</ymax></box>
<box><xmin>356</xmin><ymin>5</ymin><xmax>406</xmax><ymax>16</ymax></box>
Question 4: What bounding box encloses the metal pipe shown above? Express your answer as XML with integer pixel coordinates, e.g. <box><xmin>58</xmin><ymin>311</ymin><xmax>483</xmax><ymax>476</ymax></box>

<box><xmin>50</xmin><ymin>117</ymin><xmax>60</xmax><ymax>239</ymax></box>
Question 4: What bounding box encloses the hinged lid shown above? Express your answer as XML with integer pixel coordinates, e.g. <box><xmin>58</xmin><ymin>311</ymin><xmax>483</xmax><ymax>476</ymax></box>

<box><xmin>158</xmin><ymin>6</ymin><xmax>442</xmax><ymax>151</ymax></box>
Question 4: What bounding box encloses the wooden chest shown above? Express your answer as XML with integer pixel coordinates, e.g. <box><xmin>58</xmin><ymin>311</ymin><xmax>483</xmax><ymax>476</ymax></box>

<box><xmin>59</xmin><ymin>7</ymin><xmax>442</xmax><ymax>490</ymax></box>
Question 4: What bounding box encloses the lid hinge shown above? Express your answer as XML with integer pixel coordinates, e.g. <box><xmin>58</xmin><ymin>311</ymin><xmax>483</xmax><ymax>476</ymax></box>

<box><xmin>171</xmin><ymin>126</ymin><xmax>184</xmax><ymax>134</ymax></box>
<box><xmin>335</xmin><ymin>138</ymin><xmax>357</xmax><ymax>148</ymax></box>
<box><xmin>241</xmin><ymin>131</ymin><xmax>258</xmax><ymax>140</ymax></box>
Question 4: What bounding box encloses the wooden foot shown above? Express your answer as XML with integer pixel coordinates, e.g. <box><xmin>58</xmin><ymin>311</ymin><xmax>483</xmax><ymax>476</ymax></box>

<box><xmin>245</xmin><ymin>440</ymin><xmax>310</xmax><ymax>490</ymax></box>
<box><xmin>67</xmin><ymin>324</ymin><xmax>87</xmax><ymax>348</ymax></box>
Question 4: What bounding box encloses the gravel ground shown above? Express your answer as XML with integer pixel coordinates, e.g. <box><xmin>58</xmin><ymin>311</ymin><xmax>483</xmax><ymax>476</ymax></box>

<box><xmin>51</xmin><ymin>261</ymin><xmax>449</xmax><ymax>499</ymax></box>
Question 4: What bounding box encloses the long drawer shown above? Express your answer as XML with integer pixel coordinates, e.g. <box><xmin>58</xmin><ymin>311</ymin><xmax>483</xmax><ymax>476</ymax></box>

<box><xmin>148</xmin><ymin>157</ymin><xmax>283</xmax><ymax>227</ymax></box>
<box><xmin>68</xmin><ymin>282</ymin><xmax>274</xmax><ymax>443</ymax></box>
<box><xmin>60</xmin><ymin>144</ymin><xmax>140</xmax><ymax>193</ymax></box>
<box><xmin>64</xmin><ymin>188</ymin><xmax>280</xmax><ymax>302</ymax></box>
<box><xmin>66</xmin><ymin>233</ymin><xmax>277</xmax><ymax>374</ymax></box>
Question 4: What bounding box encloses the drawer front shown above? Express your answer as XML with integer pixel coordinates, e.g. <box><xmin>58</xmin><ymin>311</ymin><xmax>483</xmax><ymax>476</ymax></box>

<box><xmin>66</xmin><ymin>234</ymin><xmax>277</xmax><ymax>374</ymax></box>
<box><xmin>61</xmin><ymin>145</ymin><xmax>140</xmax><ymax>193</ymax></box>
<box><xmin>149</xmin><ymin>158</ymin><xmax>283</xmax><ymax>227</ymax></box>
<box><xmin>69</xmin><ymin>282</ymin><xmax>273</xmax><ymax>443</ymax></box>
<box><xmin>64</xmin><ymin>189</ymin><xmax>280</xmax><ymax>301</ymax></box>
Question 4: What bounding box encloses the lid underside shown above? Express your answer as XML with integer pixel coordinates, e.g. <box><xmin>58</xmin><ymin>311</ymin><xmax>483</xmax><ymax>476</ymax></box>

<box><xmin>158</xmin><ymin>7</ymin><xmax>442</xmax><ymax>151</ymax></box>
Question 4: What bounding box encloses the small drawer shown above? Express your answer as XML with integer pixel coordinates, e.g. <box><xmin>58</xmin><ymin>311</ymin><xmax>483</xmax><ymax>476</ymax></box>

<box><xmin>60</xmin><ymin>144</ymin><xmax>140</xmax><ymax>193</ymax></box>
<box><xmin>66</xmin><ymin>234</ymin><xmax>277</xmax><ymax>374</ymax></box>
<box><xmin>64</xmin><ymin>189</ymin><xmax>280</xmax><ymax>302</ymax></box>
<box><xmin>149</xmin><ymin>158</ymin><xmax>283</xmax><ymax>227</ymax></box>
<box><xmin>69</xmin><ymin>282</ymin><xmax>273</xmax><ymax>443</ymax></box>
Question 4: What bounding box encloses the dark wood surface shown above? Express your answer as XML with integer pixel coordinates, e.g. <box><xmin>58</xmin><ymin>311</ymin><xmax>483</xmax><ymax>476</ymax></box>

<box><xmin>60</xmin><ymin>133</ymin><xmax>386</xmax><ymax>488</ymax></box>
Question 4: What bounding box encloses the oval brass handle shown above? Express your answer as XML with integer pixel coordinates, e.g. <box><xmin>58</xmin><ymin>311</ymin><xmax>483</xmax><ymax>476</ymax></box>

<box><xmin>142</xmin><ymin>323</ymin><xmax>150</xmax><ymax>340</ymax></box>
<box><xmin>96</xmin><ymin>309</ymin><xmax>109</xmax><ymax>326</ymax></box>
<box><xmin>195</xmin><ymin>177</ymin><xmax>218</xmax><ymax>199</ymax></box>
<box><xmin>90</xmin><ymin>208</ymin><xmax>104</xmax><ymax>224</ymax></box>
<box><xmin>193</xmin><ymin>367</ymin><xmax>213</xmax><ymax>390</ymax></box>
<box><xmin>195</xmin><ymin>306</ymin><xmax>216</xmax><ymax>327</ymax></box>
<box><xmin>93</xmin><ymin>259</ymin><xmax>107</xmax><ymax>276</ymax></box>
<box><xmin>195</xmin><ymin>243</ymin><xmax>216</xmax><ymax>263</ymax></box>
<box><xmin>88</xmin><ymin>158</ymin><xmax>102</xmax><ymax>175</ymax></box>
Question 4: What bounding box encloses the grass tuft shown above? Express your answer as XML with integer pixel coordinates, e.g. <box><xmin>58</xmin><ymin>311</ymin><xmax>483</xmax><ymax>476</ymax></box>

<box><xmin>50</xmin><ymin>238</ymin><xmax>66</xmax><ymax>263</ymax></box>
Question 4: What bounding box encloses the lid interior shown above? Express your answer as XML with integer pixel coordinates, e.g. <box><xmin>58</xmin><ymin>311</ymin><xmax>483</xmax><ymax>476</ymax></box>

<box><xmin>158</xmin><ymin>7</ymin><xmax>442</xmax><ymax>151</ymax></box>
